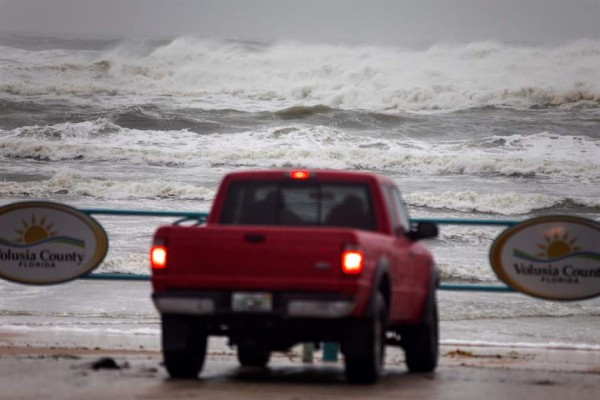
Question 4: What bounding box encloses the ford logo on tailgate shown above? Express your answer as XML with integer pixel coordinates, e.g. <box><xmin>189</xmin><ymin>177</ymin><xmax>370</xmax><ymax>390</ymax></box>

<box><xmin>0</xmin><ymin>201</ymin><xmax>108</xmax><ymax>285</ymax></box>
<box><xmin>490</xmin><ymin>215</ymin><xmax>600</xmax><ymax>301</ymax></box>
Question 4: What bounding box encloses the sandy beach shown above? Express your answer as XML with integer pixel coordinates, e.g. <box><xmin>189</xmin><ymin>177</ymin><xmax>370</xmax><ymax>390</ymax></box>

<box><xmin>1</xmin><ymin>329</ymin><xmax>598</xmax><ymax>400</ymax></box>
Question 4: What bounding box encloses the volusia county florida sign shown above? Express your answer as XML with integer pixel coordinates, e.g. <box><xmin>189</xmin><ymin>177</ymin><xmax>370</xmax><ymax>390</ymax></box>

<box><xmin>0</xmin><ymin>202</ymin><xmax>108</xmax><ymax>285</ymax></box>
<box><xmin>490</xmin><ymin>215</ymin><xmax>600</xmax><ymax>301</ymax></box>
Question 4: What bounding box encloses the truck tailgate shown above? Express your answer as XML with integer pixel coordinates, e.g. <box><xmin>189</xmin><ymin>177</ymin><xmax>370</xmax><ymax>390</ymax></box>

<box><xmin>161</xmin><ymin>226</ymin><xmax>359</xmax><ymax>292</ymax></box>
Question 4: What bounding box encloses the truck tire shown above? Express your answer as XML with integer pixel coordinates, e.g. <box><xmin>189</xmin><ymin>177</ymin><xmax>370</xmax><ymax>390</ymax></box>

<box><xmin>344</xmin><ymin>292</ymin><xmax>386</xmax><ymax>384</ymax></box>
<box><xmin>237</xmin><ymin>344</ymin><xmax>271</xmax><ymax>367</ymax></box>
<box><xmin>162</xmin><ymin>316</ymin><xmax>207</xmax><ymax>379</ymax></box>
<box><xmin>401</xmin><ymin>287</ymin><xmax>439</xmax><ymax>373</ymax></box>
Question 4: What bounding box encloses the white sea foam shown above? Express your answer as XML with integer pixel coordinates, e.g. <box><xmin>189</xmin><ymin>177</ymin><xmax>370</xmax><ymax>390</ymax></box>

<box><xmin>0</xmin><ymin>324</ymin><xmax>160</xmax><ymax>336</ymax></box>
<box><xmin>437</xmin><ymin>263</ymin><xmax>498</xmax><ymax>283</ymax></box>
<box><xmin>442</xmin><ymin>339</ymin><xmax>600</xmax><ymax>351</ymax></box>
<box><xmin>2</xmin><ymin>118</ymin><xmax>599</xmax><ymax>182</ymax></box>
<box><xmin>0</xmin><ymin>170</ymin><xmax>215</xmax><ymax>200</ymax></box>
<box><xmin>98</xmin><ymin>253</ymin><xmax>151</xmax><ymax>275</ymax></box>
<box><xmin>2</xmin><ymin>39</ymin><xmax>599</xmax><ymax>111</ymax></box>
<box><xmin>438</xmin><ymin>226</ymin><xmax>501</xmax><ymax>245</ymax></box>
<box><xmin>440</xmin><ymin>295</ymin><xmax>600</xmax><ymax>321</ymax></box>
<box><xmin>406</xmin><ymin>191</ymin><xmax>599</xmax><ymax>215</ymax></box>
<box><xmin>11</xmin><ymin>118</ymin><xmax>118</xmax><ymax>139</ymax></box>
<box><xmin>1</xmin><ymin>121</ymin><xmax>599</xmax><ymax>214</ymax></box>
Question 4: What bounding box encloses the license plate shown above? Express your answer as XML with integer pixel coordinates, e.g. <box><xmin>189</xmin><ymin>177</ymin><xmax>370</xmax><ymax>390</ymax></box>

<box><xmin>232</xmin><ymin>292</ymin><xmax>272</xmax><ymax>312</ymax></box>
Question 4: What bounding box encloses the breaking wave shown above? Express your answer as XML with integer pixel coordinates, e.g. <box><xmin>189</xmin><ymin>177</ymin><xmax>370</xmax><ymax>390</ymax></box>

<box><xmin>1</xmin><ymin>38</ymin><xmax>599</xmax><ymax>112</ymax></box>
<box><xmin>2</xmin><ymin>122</ymin><xmax>598</xmax><ymax>183</ymax></box>
<box><xmin>405</xmin><ymin>191</ymin><xmax>600</xmax><ymax>215</ymax></box>
<box><xmin>0</xmin><ymin>170</ymin><xmax>215</xmax><ymax>201</ymax></box>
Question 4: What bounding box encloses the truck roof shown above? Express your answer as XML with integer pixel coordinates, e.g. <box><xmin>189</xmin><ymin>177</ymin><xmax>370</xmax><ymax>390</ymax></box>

<box><xmin>221</xmin><ymin>169</ymin><xmax>396</xmax><ymax>186</ymax></box>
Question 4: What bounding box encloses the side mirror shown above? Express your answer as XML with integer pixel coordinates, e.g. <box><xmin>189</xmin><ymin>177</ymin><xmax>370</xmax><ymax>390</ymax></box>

<box><xmin>408</xmin><ymin>221</ymin><xmax>438</xmax><ymax>241</ymax></box>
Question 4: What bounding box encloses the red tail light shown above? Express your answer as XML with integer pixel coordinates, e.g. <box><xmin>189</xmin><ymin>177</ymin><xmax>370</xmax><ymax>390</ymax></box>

<box><xmin>341</xmin><ymin>249</ymin><xmax>363</xmax><ymax>275</ymax></box>
<box><xmin>150</xmin><ymin>245</ymin><xmax>167</xmax><ymax>269</ymax></box>
<box><xmin>290</xmin><ymin>170</ymin><xmax>311</xmax><ymax>180</ymax></box>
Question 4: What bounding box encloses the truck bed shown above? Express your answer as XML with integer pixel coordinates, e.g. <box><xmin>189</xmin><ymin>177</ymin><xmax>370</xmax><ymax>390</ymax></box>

<box><xmin>153</xmin><ymin>224</ymin><xmax>378</xmax><ymax>294</ymax></box>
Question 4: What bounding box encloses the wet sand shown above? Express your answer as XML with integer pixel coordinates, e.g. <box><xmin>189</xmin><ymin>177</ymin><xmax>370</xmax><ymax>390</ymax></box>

<box><xmin>1</xmin><ymin>331</ymin><xmax>599</xmax><ymax>400</ymax></box>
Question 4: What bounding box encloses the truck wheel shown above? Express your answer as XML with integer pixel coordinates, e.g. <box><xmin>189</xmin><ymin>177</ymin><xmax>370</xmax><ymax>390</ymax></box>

<box><xmin>402</xmin><ymin>289</ymin><xmax>439</xmax><ymax>373</ymax></box>
<box><xmin>237</xmin><ymin>344</ymin><xmax>271</xmax><ymax>367</ymax></box>
<box><xmin>162</xmin><ymin>316</ymin><xmax>207</xmax><ymax>379</ymax></box>
<box><xmin>344</xmin><ymin>293</ymin><xmax>386</xmax><ymax>384</ymax></box>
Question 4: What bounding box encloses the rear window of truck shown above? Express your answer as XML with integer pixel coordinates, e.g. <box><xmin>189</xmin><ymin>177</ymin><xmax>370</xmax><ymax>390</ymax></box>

<box><xmin>219</xmin><ymin>181</ymin><xmax>376</xmax><ymax>231</ymax></box>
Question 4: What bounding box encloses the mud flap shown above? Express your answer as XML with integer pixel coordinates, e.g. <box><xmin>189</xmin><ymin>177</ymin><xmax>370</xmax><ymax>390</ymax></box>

<box><xmin>341</xmin><ymin>322</ymin><xmax>372</xmax><ymax>357</ymax></box>
<box><xmin>162</xmin><ymin>315</ymin><xmax>194</xmax><ymax>351</ymax></box>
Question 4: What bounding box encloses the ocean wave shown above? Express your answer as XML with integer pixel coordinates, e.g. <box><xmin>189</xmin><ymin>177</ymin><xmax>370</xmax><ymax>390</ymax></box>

<box><xmin>111</xmin><ymin>104</ymin><xmax>224</xmax><ymax>133</ymax></box>
<box><xmin>274</xmin><ymin>104</ymin><xmax>337</xmax><ymax>119</ymax></box>
<box><xmin>2</xmin><ymin>38</ymin><xmax>599</xmax><ymax>112</ymax></box>
<box><xmin>441</xmin><ymin>340</ymin><xmax>600</xmax><ymax>351</ymax></box>
<box><xmin>0</xmin><ymin>324</ymin><xmax>160</xmax><ymax>336</ymax></box>
<box><xmin>10</xmin><ymin>118</ymin><xmax>119</xmax><ymax>140</ymax></box>
<box><xmin>97</xmin><ymin>253</ymin><xmax>150</xmax><ymax>276</ymax></box>
<box><xmin>381</xmin><ymin>154</ymin><xmax>599</xmax><ymax>181</ymax></box>
<box><xmin>0</xmin><ymin>170</ymin><xmax>216</xmax><ymax>201</ymax></box>
<box><xmin>438</xmin><ymin>226</ymin><xmax>501</xmax><ymax>246</ymax></box>
<box><xmin>438</xmin><ymin>262</ymin><xmax>498</xmax><ymax>283</ymax></box>
<box><xmin>439</xmin><ymin>296</ymin><xmax>600</xmax><ymax>321</ymax></box>
<box><xmin>2</xmin><ymin>122</ymin><xmax>599</xmax><ymax>182</ymax></box>
<box><xmin>406</xmin><ymin>191</ymin><xmax>600</xmax><ymax>215</ymax></box>
<box><xmin>0</xmin><ymin>309</ymin><xmax>154</xmax><ymax>321</ymax></box>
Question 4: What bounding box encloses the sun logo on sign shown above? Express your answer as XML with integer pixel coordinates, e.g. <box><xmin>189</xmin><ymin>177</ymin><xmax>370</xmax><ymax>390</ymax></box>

<box><xmin>14</xmin><ymin>214</ymin><xmax>57</xmax><ymax>244</ymax></box>
<box><xmin>536</xmin><ymin>228</ymin><xmax>581</xmax><ymax>259</ymax></box>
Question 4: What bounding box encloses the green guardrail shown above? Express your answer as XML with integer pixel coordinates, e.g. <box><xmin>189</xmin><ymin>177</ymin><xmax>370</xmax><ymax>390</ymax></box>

<box><xmin>78</xmin><ymin>208</ymin><xmax>517</xmax><ymax>293</ymax></box>
<box><xmin>79</xmin><ymin>208</ymin><xmax>519</xmax><ymax>362</ymax></box>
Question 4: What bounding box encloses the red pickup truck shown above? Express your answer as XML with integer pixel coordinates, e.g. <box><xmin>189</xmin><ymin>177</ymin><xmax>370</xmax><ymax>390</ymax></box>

<box><xmin>150</xmin><ymin>169</ymin><xmax>439</xmax><ymax>383</ymax></box>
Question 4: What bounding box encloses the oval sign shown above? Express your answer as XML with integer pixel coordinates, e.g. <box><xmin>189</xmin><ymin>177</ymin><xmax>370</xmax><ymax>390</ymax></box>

<box><xmin>490</xmin><ymin>215</ymin><xmax>600</xmax><ymax>301</ymax></box>
<box><xmin>0</xmin><ymin>201</ymin><xmax>108</xmax><ymax>285</ymax></box>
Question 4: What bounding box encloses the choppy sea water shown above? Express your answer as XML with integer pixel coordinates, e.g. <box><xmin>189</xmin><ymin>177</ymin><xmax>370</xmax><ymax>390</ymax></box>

<box><xmin>0</xmin><ymin>34</ymin><xmax>599</xmax><ymax>349</ymax></box>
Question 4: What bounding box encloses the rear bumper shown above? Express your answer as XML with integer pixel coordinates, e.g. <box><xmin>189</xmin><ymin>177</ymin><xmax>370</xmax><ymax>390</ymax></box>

<box><xmin>152</xmin><ymin>290</ymin><xmax>356</xmax><ymax>319</ymax></box>
<box><xmin>154</xmin><ymin>291</ymin><xmax>375</xmax><ymax>354</ymax></box>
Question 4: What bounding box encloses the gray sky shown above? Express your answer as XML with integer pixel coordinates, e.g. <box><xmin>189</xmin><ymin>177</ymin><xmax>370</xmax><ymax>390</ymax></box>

<box><xmin>0</xmin><ymin>0</ymin><xmax>598</xmax><ymax>45</ymax></box>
